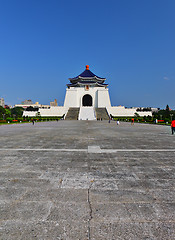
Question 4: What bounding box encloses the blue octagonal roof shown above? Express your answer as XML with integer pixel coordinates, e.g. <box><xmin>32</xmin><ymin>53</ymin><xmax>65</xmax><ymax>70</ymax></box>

<box><xmin>69</xmin><ymin>65</ymin><xmax>106</xmax><ymax>81</ymax></box>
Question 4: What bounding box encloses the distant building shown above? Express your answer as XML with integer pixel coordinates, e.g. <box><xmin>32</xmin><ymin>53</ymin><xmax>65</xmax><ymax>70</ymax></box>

<box><xmin>136</xmin><ymin>107</ymin><xmax>159</xmax><ymax>113</ymax></box>
<box><xmin>21</xmin><ymin>99</ymin><xmax>33</xmax><ymax>105</ymax></box>
<box><xmin>0</xmin><ymin>98</ymin><xmax>5</xmax><ymax>107</ymax></box>
<box><xmin>50</xmin><ymin>99</ymin><xmax>58</xmax><ymax>106</ymax></box>
<box><xmin>151</xmin><ymin>108</ymin><xmax>160</xmax><ymax>112</ymax></box>
<box><xmin>15</xmin><ymin>100</ymin><xmax>50</xmax><ymax>109</ymax></box>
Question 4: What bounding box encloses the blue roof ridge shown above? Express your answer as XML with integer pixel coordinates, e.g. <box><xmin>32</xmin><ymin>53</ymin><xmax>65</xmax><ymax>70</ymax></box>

<box><xmin>69</xmin><ymin>67</ymin><xmax>106</xmax><ymax>81</ymax></box>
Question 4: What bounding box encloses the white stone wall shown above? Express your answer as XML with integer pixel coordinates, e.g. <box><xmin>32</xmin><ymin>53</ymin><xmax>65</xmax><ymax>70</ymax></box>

<box><xmin>64</xmin><ymin>89</ymin><xmax>79</xmax><ymax>107</ymax></box>
<box><xmin>97</xmin><ymin>89</ymin><xmax>111</xmax><ymax>108</ymax></box>
<box><xmin>39</xmin><ymin>107</ymin><xmax>68</xmax><ymax>116</ymax></box>
<box><xmin>23</xmin><ymin>111</ymin><xmax>36</xmax><ymax>117</ymax></box>
<box><xmin>23</xmin><ymin>105</ymin><xmax>152</xmax><ymax>118</ymax></box>
<box><xmin>64</xmin><ymin>86</ymin><xmax>112</xmax><ymax>108</ymax></box>
<box><xmin>108</xmin><ymin>106</ymin><xmax>152</xmax><ymax>117</ymax></box>
<box><xmin>135</xmin><ymin>111</ymin><xmax>152</xmax><ymax>117</ymax></box>
<box><xmin>23</xmin><ymin>106</ymin><xmax>68</xmax><ymax>117</ymax></box>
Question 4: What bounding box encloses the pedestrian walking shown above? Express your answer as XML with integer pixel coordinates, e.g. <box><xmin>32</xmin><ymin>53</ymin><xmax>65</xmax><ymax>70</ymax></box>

<box><xmin>171</xmin><ymin>119</ymin><xmax>175</xmax><ymax>135</ymax></box>
<box><xmin>32</xmin><ymin>119</ymin><xmax>35</xmax><ymax>125</ymax></box>
<box><xmin>131</xmin><ymin>118</ymin><xmax>134</xmax><ymax>125</ymax></box>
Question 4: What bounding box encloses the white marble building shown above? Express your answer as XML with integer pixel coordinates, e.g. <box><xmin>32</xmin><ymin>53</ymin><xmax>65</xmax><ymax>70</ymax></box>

<box><xmin>23</xmin><ymin>65</ymin><xmax>152</xmax><ymax>119</ymax></box>
<box><xmin>64</xmin><ymin>65</ymin><xmax>111</xmax><ymax>109</ymax></box>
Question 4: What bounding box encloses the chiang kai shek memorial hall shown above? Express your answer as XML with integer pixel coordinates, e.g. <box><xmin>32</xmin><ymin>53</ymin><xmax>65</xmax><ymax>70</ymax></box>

<box><xmin>64</xmin><ymin>65</ymin><xmax>111</xmax><ymax>120</ymax></box>
<box><xmin>23</xmin><ymin>65</ymin><xmax>152</xmax><ymax>120</ymax></box>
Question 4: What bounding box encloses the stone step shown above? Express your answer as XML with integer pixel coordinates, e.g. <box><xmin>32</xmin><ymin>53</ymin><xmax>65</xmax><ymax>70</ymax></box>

<box><xmin>65</xmin><ymin>108</ymin><xmax>80</xmax><ymax>120</ymax></box>
<box><xmin>95</xmin><ymin>108</ymin><xmax>109</xmax><ymax>120</ymax></box>
<box><xmin>78</xmin><ymin>107</ymin><xmax>96</xmax><ymax>120</ymax></box>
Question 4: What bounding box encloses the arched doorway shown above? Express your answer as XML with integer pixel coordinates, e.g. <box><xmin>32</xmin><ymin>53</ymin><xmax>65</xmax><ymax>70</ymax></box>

<box><xmin>82</xmin><ymin>94</ymin><xmax>92</xmax><ymax>106</ymax></box>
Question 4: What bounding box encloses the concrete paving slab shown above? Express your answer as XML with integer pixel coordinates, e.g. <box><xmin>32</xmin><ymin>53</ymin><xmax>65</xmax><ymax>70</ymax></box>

<box><xmin>0</xmin><ymin>121</ymin><xmax>175</xmax><ymax>239</ymax></box>
<box><xmin>0</xmin><ymin>220</ymin><xmax>88</xmax><ymax>240</ymax></box>
<box><xmin>90</xmin><ymin>221</ymin><xmax>175</xmax><ymax>240</ymax></box>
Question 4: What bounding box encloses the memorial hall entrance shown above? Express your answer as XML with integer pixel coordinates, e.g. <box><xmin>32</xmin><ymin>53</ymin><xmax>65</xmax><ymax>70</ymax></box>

<box><xmin>82</xmin><ymin>94</ymin><xmax>92</xmax><ymax>106</ymax></box>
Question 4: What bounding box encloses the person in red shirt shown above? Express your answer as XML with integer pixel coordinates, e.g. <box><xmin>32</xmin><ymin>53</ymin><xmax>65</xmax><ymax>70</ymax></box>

<box><xmin>171</xmin><ymin>120</ymin><xmax>175</xmax><ymax>135</ymax></box>
<box><xmin>131</xmin><ymin>118</ymin><xmax>134</xmax><ymax>125</ymax></box>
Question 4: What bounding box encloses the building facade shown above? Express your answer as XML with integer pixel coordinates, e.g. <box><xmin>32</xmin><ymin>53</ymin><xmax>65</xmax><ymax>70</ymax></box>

<box><xmin>50</xmin><ymin>99</ymin><xmax>58</xmax><ymax>106</ymax></box>
<box><xmin>15</xmin><ymin>101</ymin><xmax>50</xmax><ymax>109</ymax></box>
<box><xmin>0</xmin><ymin>98</ymin><xmax>5</xmax><ymax>108</ymax></box>
<box><xmin>64</xmin><ymin>65</ymin><xmax>111</xmax><ymax>109</ymax></box>
<box><xmin>23</xmin><ymin>65</ymin><xmax>152</xmax><ymax>119</ymax></box>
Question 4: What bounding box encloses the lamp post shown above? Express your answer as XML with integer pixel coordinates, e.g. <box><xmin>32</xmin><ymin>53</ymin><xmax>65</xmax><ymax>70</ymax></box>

<box><xmin>170</xmin><ymin>114</ymin><xmax>173</xmax><ymax>121</ymax></box>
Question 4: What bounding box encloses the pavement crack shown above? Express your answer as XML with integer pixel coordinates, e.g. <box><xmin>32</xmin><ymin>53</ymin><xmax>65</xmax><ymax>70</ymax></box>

<box><xmin>42</xmin><ymin>201</ymin><xmax>53</xmax><ymax>221</ymax></box>
<box><xmin>87</xmin><ymin>181</ymin><xmax>94</xmax><ymax>240</ymax></box>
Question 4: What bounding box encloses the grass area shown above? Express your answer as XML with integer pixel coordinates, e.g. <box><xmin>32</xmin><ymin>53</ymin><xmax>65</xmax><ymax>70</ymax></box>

<box><xmin>0</xmin><ymin>117</ymin><xmax>63</xmax><ymax>125</ymax></box>
<box><xmin>112</xmin><ymin>117</ymin><xmax>171</xmax><ymax>126</ymax></box>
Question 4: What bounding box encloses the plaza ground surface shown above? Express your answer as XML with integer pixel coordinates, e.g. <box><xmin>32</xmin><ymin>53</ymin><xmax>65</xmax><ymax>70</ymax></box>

<box><xmin>0</xmin><ymin>121</ymin><xmax>175</xmax><ymax>240</ymax></box>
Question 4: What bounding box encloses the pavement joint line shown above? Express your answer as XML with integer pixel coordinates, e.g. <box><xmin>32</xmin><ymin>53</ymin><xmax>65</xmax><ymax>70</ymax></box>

<box><xmin>88</xmin><ymin>145</ymin><xmax>102</xmax><ymax>153</ymax></box>
<box><xmin>0</xmin><ymin>148</ymin><xmax>175</xmax><ymax>152</ymax></box>
<box><xmin>87</xmin><ymin>181</ymin><xmax>93</xmax><ymax>240</ymax></box>
<box><xmin>1</xmin><ymin>219</ymin><xmax>175</xmax><ymax>224</ymax></box>
<box><xmin>0</xmin><ymin>148</ymin><xmax>87</xmax><ymax>152</ymax></box>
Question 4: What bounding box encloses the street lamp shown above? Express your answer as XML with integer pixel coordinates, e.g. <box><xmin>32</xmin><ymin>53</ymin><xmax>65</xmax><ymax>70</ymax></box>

<box><xmin>170</xmin><ymin>114</ymin><xmax>173</xmax><ymax>121</ymax></box>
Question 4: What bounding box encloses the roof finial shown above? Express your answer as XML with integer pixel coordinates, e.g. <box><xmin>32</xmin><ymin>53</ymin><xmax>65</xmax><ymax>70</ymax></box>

<box><xmin>86</xmin><ymin>65</ymin><xmax>89</xmax><ymax>70</ymax></box>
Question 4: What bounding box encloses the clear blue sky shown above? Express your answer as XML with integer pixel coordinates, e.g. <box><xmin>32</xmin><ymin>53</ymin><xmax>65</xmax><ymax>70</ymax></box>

<box><xmin>0</xmin><ymin>0</ymin><xmax>175</xmax><ymax>109</ymax></box>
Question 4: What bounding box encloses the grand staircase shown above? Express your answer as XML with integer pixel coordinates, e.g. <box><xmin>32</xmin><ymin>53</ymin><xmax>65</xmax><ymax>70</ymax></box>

<box><xmin>65</xmin><ymin>108</ymin><xmax>80</xmax><ymax>120</ymax></box>
<box><xmin>78</xmin><ymin>107</ymin><xmax>96</xmax><ymax>120</ymax></box>
<box><xmin>65</xmin><ymin>107</ymin><xmax>109</xmax><ymax>120</ymax></box>
<box><xmin>95</xmin><ymin>108</ymin><xmax>109</xmax><ymax>120</ymax></box>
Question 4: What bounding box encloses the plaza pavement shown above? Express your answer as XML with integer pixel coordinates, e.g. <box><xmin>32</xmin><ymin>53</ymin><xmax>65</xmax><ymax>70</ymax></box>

<box><xmin>0</xmin><ymin>120</ymin><xmax>175</xmax><ymax>240</ymax></box>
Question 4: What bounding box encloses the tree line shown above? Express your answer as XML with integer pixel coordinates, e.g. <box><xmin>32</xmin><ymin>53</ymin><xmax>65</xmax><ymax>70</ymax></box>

<box><xmin>0</xmin><ymin>104</ymin><xmax>174</xmax><ymax>124</ymax></box>
<box><xmin>0</xmin><ymin>106</ymin><xmax>24</xmax><ymax>121</ymax></box>
<box><xmin>152</xmin><ymin>105</ymin><xmax>175</xmax><ymax>122</ymax></box>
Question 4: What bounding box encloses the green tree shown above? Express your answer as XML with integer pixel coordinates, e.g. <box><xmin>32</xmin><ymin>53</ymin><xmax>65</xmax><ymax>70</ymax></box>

<box><xmin>165</xmin><ymin>104</ymin><xmax>170</xmax><ymax>119</ymax></box>
<box><xmin>0</xmin><ymin>106</ymin><xmax>6</xmax><ymax>119</ymax></box>
<box><xmin>11</xmin><ymin>107</ymin><xmax>24</xmax><ymax>118</ymax></box>
<box><xmin>5</xmin><ymin>108</ymin><xmax>11</xmax><ymax>118</ymax></box>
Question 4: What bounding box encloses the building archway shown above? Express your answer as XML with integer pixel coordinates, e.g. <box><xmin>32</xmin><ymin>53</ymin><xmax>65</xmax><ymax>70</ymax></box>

<box><xmin>82</xmin><ymin>94</ymin><xmax>92</xmax><ymax>106</ymax></box>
